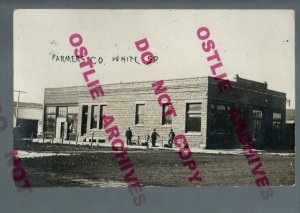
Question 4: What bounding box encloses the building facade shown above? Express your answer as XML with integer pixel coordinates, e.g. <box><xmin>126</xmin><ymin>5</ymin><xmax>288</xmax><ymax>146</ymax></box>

<box><xmin>14</xmin><ymin>102</ymin><xmax>43</xmax><ymax>139</ymax></box>
<box><xmin>43</xmin><ymin>76</ymin><xmax>287</xmax><ymax>149</ymax></box>
<box><xmin>286</xmin><ymin>109</ymin><xmax>295</xmax><ymax>150</ymax></box>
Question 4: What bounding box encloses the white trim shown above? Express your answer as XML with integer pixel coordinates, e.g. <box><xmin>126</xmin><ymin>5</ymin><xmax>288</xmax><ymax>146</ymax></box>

<box><xmin>185</xmin><ymin>132</ymin><xmax>202</xmax><ymax>136</ymax></box>
<box><xmin>79</xmin><ymin>102</ymin><xmax>108</xmax><ymax>105</ymax></box>
<box><xmin>134</xmin><ymin>102</ymin><xmax>146</xmax><ymax>126</ymax></box>
<box><xmin>184</xmin><ymin>100</ymin><xmax>202</xmax><ymax>103</ymax></box>
<box><xmin>135</xmin><ymin>101</ymin><xmax>146</xmax><ymax>104</ymax></box>
<box><xmin>286</xmin><ymin>121</ymin><xmax>295</xmax><ymax>124</ymax></box>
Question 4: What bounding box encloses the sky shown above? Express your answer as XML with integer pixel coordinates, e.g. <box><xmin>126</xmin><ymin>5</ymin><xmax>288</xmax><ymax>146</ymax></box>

<box><xmin>14</xmin><ymin>9</ymin><xmax>295</xmax><ymax>108</ymax></box>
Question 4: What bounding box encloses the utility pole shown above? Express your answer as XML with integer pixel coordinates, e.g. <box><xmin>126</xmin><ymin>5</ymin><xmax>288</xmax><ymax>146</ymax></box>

<box><xmin>14</xmin><ymin>90</ymin><xmax>27</xmax><ymax>127</ymax></box>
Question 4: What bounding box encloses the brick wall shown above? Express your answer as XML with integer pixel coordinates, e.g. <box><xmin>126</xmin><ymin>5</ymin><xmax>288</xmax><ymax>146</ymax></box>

<box><xmin>43</xmin><ymin>76</ymin><xmax>287</xmax><ymax>149</ymax></box>
<box><xmin>77</xmin><ymin>77</ymin><xmax>209</xmax><ymax>148</ymax></box>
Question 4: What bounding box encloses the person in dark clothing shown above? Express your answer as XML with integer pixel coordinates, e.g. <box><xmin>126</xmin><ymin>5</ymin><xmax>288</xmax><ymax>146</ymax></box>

<box><xmin>125</xmin><ymin>127</ymin><xmax>133</xmax><ymax>145</ymax></box>
<box><xmin>168</xmin><ymin>129</ymin><xmax>175</xmax><ymax>148</ymax></box>
<box><xmin>151</xmin><ymin>129</ymin><xmax>160</xmax><ymax>147</ymax></box>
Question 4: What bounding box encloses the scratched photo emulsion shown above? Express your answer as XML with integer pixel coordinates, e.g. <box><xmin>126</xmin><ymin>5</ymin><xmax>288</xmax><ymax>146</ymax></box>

<box><xmin>13</xmin><ymin>9</ymin><xmax>295</xmax><ymax>201</ymax></box>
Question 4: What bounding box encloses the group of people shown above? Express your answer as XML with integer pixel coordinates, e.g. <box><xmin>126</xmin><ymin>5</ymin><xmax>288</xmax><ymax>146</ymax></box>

<box><xmin>125</xmin><ymin>127</ymin><xmax>175</xmax><ymax>148</ymax></box>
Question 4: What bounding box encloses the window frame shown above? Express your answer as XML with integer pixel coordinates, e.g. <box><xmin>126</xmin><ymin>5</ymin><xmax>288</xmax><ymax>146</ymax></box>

<box><xmin>44</xmin><ymin>106</ymin><xmax>57</xmax><ymax>139</ymax></box>
<box><xmin>162</xmin><ymin>103</ymin><xmax>173</xmax><ymax>125</ymax></box>
<box><xmin>67</xmin><ymin>106</ymin><xmax>78</xmax><ymax>114</ymax></box>
<box><xmin>185</xmin><ymin>102</ymin><xmax>202</xmax><ymax>133</ymax></box>
<box><xmin>135</xmin><ymin>104</ymin><xmax>145</xmax><ymax>125</ymax></box>
<box><xmin>99</xmin><ymin>105</ymin><xmax>107</xmax><ymax>129</ymax></box>
<box><xmin>210</xmin><ymin>104</ymin><xmax>232</xmax><ymax>133</ymax></box>
<box><xmin>66</xmin><ymin>105</ymin><xmax>79</xmax><ymax>138</ymax></box>
<box><xmin>57</xmin><ymin>106</ymin><xmax>67</xmax><ymax>117</ymax></box>
<box><xmin>273</xmin><ymin>112</ymin><xmax>282</xmax><ymax>120</ymax></box>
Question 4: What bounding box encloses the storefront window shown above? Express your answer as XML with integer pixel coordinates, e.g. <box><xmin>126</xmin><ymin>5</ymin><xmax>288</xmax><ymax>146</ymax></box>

<box><xmin>58</xmin><ymin>107</ymin><xmax>67</xmax><ymax>117</ymax></box>
<box><xmin>67</xmin><ymin>106</ymin><xmax>78</xmax><ymax>140</ymax></box>
<box><xmin>210</xmin><ymin>104</ymin><xmax>231</xmax><ymax>132</ymax></box>
<box><xmin>68</xmin><ymin>106</ymin><xmax>78</xmax><ymax>114</ymax></box>
<box><xmin>44</xmin><ymin>106</ymin><xmax>57</xmax><ymax>138</ymax></box>
<box><xmin>44</xmin><ymin>114</ymin><xmax>55</xmax><ymax>138</ymax></box>
<box><xmin>46</xmin><ymin>106</ymin><xmax>56</xmax><ymax>114</ymax></box>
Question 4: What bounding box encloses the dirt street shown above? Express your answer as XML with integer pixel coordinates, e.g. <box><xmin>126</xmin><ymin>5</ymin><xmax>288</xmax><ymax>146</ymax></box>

<box><xmin>15</xmin><ymin>143</ymin><xmax>295</xmax><ymax>187</ymax></box>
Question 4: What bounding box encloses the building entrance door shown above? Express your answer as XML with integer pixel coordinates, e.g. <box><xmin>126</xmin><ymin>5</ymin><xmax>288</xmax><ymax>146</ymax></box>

<box><xmin>56</xmin><ymin>117</ymin><xmax>66</xmax><ymax>138</ymax></box>
<box><xmin>81</xmin><ymin>105</ymin><xmax>88</xmax><ymax>136</ymax></box>
<box><xmin>60</xmin><ymin>122</ymin><xmax>68</xmax><ymax>139</ymax></box>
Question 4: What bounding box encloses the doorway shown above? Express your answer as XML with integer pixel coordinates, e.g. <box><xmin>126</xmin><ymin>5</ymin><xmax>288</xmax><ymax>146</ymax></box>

<box><xmin>81</xmin><ymin>105</ymin><xmax>88</xmax><ymax>136</ymax></box>
<box><xmin>56</xmin><ymin>117</ymin><xmax>66</xmax><ymax>138</ymax></box>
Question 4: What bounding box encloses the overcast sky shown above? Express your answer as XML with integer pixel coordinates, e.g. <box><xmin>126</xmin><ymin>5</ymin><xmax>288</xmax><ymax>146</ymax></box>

<box><xmin>14</xmin><ymin>9</ymin><xmax>295</xmax><ymax>108</ymax></box>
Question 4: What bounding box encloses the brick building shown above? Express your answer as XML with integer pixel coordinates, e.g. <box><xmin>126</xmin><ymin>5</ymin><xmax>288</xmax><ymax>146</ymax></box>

<box><xmin>43</xmin><ymin>76</ymin><xmax>287</xmax><ymax>149</ymax></box>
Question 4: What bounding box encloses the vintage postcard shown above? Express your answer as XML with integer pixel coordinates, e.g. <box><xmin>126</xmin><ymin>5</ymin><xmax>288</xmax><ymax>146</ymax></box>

<box><xmin>13</xmin><ymin>10</ymin><xmax>295</xmax><ymax>201</ymax></box>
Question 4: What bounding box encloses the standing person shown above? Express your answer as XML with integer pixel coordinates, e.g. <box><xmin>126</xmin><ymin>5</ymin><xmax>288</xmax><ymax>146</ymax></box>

<box><xmin>168</xmin><ymin>129</ymin><xmax>175</xmax><ymax>148</ymax></box>
<box><xmin>151</xmin><ymin>129</ymin><xmax>160</xmax><ymax>147</ymax></box>
<box><xmin>125</xmin><ymin>127</ymin><xmax>132</xmax><ymax>145</ymax></box>
<box><xmin>146</xmin><ymin>132</ymin><xmax>150</xmax><ymax>147</ymax></box>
